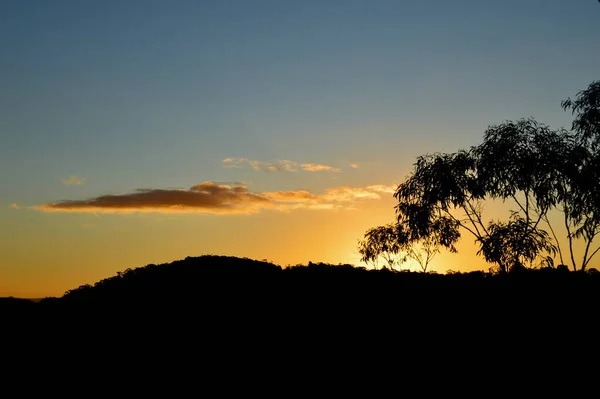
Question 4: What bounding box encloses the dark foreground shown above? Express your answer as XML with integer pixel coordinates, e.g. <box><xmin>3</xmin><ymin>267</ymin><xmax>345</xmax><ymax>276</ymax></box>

<box><xmin>3</xmin><ymin>255</ymin><xmax>598</xmax><ymax>326</ymax></box>
<box><xmin>2</xmin><ymin>256</ymin><xmax>597</xmax><ymax>383</ymax></box>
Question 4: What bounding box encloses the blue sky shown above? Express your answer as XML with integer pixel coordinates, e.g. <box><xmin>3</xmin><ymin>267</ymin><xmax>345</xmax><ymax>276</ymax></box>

<box><xmin>1</xmin><ymin>0</ymin><xmax>599</xmax><ymax>296</ymax></box>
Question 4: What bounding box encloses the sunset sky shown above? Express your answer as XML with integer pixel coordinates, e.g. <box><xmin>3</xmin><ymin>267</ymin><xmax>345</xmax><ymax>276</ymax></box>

<box><xmin>1</xmin><ymin>0</ymin><xmax>599</xmax><ymax>297</ymax></box>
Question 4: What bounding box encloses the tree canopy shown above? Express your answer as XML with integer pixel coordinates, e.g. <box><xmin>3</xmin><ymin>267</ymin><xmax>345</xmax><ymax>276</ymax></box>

<box><xmin>361</xmin><ymin>80</ymin><xmax>600</xmax><ymax>273</ymax></box>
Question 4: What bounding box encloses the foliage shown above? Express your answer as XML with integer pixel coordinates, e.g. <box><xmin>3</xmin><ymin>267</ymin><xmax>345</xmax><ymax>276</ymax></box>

<box><xmin>477</xmin><ymin>215</ymin><xmax>557</xmax><ymax>273</ymax></box>
<box><xmin>393</xmin><ymin>81</ymin><xmax>600</xmax><ymax>272</ymax></box>
<box><xmin>562</xmin><ymin>80</ymin><xmax>600</xmax><ymax>150</ymax></box>
<box><xmin>395</xmin><ymin>149</ymin><xmax>481</xmax><ymax>241</ymax></box>
<box><xmin>358</xmin><ymin>224</ymin><xmax>408</xmax><ymax>270</ymax></box>
<box><xmin>358</xmin><ymin>219</ymin><xmax>459</xmax><ymax>272</ymax></box>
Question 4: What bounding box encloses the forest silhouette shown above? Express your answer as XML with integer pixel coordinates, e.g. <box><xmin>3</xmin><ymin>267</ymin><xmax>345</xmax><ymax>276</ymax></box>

<box><xmin>3</xmin><ymin>255</ymin><xmax>599</xmax><ymax>321</ymax></box>
<box><xmin>3</xmin><ymin>254</ymin><xmax>595</xmax><ymax>380</ymax></box>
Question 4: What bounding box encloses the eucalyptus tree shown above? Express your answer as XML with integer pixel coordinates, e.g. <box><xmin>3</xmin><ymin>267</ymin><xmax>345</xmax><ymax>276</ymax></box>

<box><xmin>358</xmin><ymin>224</ymin><xmax>407</xmax><ymax>270</ymax></box>
<box><xmin>559</xmin><ymin>80</ymin><xmax>600</xmax><ymax>270</ymax></box>
<box><xmin>568</xmin><ymin>151</ymin><xmax>600</xmax><ymax>271</ymax></box>
<box><xmin>392</xmin><ymin>80</ymin><xmax>600</xmax><ymax>272</ymax></box>
<box><xmin>358</xmin><ymin>219</ymin><xmax>459</xmax><ymax>272</ymax></box>
<box><xmin>394</xmin><ymin>149</ymin><xmax>483</xmax><ymax>241</ymax></box>
<box><xmin>394</xmin><ymin>149</ymin><xmax>508</xmax><ymax>269</ymax></box>
<box><xmin>394</xmin><ymin>121</ymin><xmax>565</xmax><ymax>273</ymax></box>
<box><xmin>562</xmin><ymin>80</ymin><xmax>600</xmax><ymax>150</ymax></box>
<box><xmin>474</xmin><ymin>84</ymin><xmax>600</xmax><ymax>271</ymax></box>
<box><xmin>405</xmin><ymin>216</ymin><xmax>459</xmax><ymax>272</ymax></box>
<box><xmin>473</xmin><ymin>118</ymin><xmax>573</xmax><ymax>270</ymax></box>
<box><xmin>476</xmin><ymin>214</ymin><xmax>557</xmax><ymax>272</ymax></box>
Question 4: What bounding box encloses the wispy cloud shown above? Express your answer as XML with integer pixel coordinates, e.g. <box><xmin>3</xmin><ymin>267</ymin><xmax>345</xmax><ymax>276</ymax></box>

<box><xmin>223</xmin><ymin>158</ymin><xmax>341</xmax><ymax>173</ymax></box>
<box><xmin>222</xmin><ymin>158</ymin><xmax>297</xmax><ymax>172</ymax></box>
<box><xmin>262</xmin><ymin>190</ymin><xmax>319</xmax><ymax>203</ymax></box>
<box><xmin>9</xmin><ymin>203</ymin><xmax>21</xmax><ymax>210</ymax></box>
<box><xmin>221</xmin><ymin>158</ymin><xmax>243</xmax><ymax>168</ymax></box>
<box><xmin>365</xmin><ymin>184</ymin><xmax>397</xmax><ymax>194</ymax></box>
<box><xmin>300</xmin><ymin>163</ymin><xmax>341</xmax><ymax>173</ymax></box>
<box><xmin>322</xmin><ymin>187</ymin><xmax>382</xmax><ymax>202</ymax></box>
<box><xmin>61</xmin><ymin>175</ymin><xmax>85</xmax><ymax>186</ymax></box>
<box><xmin>350</xmin><ymin>164</ymin><xmax>359</xmax><ymax>169</ymax></box>
<box><xmin>35</xmin><ymin>182</ymin><xmax>396</xmax><ymax>215</ymax></box>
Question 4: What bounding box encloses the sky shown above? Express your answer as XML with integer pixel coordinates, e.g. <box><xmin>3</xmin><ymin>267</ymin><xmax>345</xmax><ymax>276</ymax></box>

<box><xmin>1</xmin><ymin>0</ymin><xmax>599</xmax><ymax>297</ymax></box>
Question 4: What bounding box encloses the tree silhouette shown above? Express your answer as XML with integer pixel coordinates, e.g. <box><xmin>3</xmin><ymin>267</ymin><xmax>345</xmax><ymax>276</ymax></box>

<box><xmin>358</xmin><ymin>224</ymin><xmax>408</xmax><ymax>270</ymax></box>
<box><xmin>562</xmin><ymin>80</ymin><xmax>600</xmax><ymax>150</ymax></box>
<box><xmin>393</xmin><ymin>80</ymin><xmax>600</xmax><ymax>272</ymax></box>
<box><xmin>393</xmin><ymin>149</ymin><xmax>502</xmax><ymax>269</ymax></box>
<box><xmin>358</xmin><ymin>218</ymin><xmax>459</xmax><ymax>272</ymax></box>
<box><xmin>560</xmin><ymin>81</ymin><xmax>600</xmax><ymax>270</ymax></box>
<box><xmin>473</xmin><ymin>118</ymin><xmax>572</xmax><ymax>271</ymax></box>
<box><xmin>477</xmin><ymin>214</ymin><xmax>557</xmax><ymax>273</ymax></box>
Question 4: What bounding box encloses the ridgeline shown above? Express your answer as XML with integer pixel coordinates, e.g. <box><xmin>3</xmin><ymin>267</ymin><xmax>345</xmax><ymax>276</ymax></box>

<box><xmin>3</xmin><ymin>255</ymin><xmax>597</xmax><ymax>366</ymax></box>
<box><xmin>3</xmin><ymin>255</ymin><xmax>598</xmax><ymax>317</ymax></box>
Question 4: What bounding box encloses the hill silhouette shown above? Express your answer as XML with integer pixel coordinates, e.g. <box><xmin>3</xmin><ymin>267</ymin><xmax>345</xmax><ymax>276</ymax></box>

<box><xmin>6</xmin><ymin>255</ymin><xmax>596</xmax><ymax>321</ymax></box>
<box><xmin>5</xmin><ymin>255</ymin><xmax>597</xmax><ymax>376</ymax></box>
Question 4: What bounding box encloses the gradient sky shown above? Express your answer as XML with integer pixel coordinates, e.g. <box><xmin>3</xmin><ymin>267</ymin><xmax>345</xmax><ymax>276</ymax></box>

<box><xmin>1</xmin><ymin>0</ymin><xmax>599</xmax><ymax>297</ymax></box>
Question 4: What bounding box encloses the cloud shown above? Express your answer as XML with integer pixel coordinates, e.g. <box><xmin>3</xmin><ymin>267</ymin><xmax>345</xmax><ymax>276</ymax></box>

<box><xmin>223</xmin><ymin>158</ymin><xmax>340</xmax><ymax>173</ymax></box>
<box><xmin>223</xmin><ymin>158</ymin><xmax>299</xmax><ymax>172</ymax></box>
<box><xmin>223</xmin><ymin>158</ymin><xmax>298</xmax><ymax>172</ymax></box>
<box><xmin>262</xmin><ymin>190</ymin><xmax>319</xmax><ymax>203</ymax></box>
<box><xmin>36</xmin><ymin>182</ymin><xmax>270</xmax><ymax>215</ymax></box>
<box><xmin>300</xmin><ymin>163</ymin><xmax>341</xmax><ymax>173</ymax></box>
<box><xmin>35</xmin><ymin>181</ymin><xmax>395</xmax><ymax>215</ymax></box>
<box><xmin>61</xmin><ymin>175</ymin><xmax>85</xmax><ymax>186</ymax></box>
<box><xmin>9</xmin><ymin>203</ymin><xmax>21</xmax><ymax>210</ymax></box>
<box><xmin>322</xmin><ymin>187</ymin><xmax>383</xmax><ymax>202</ymax></box>
<box><xmin>365</xmin><ymin>184</ymin><xmax>397</xmax><ymax>194</ymax></box>
<box><xmin>350</xmin><ymin>164</ymin><xmax>359</xmax><ymax>169</ymax></box>
<box><xmin>275</xmin><ymin>160</ymin><xmax>299</xmax><ymax>172</ymax></box>
<box><xmin>221</xmin><ymin>158</ymin><xmax>243</xmax><ymax>168</ymax></box>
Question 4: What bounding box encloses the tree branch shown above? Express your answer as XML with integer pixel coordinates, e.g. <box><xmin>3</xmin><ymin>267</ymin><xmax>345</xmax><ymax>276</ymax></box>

<box><xmin>445</xmin><ymin>208</ymin><xmax>480</xmax><ymax>239</ymax></box>
<box><xmin>565</xmin><ymin>206</ymin><xmax>578</xmax><ymax>271</ymax></box>
<box><xmin>583</xmin><ymin>244</ymin><xmax>600</xmax><ymax>270</ymax></box>
<box><xmin>461</xmin><ymin>203</ymin><xmax>486</xmax><ymax>239</ymax></box>
<box><xmin>542</xmin><ymin>214</ymin><xmax>564</xmax><ymax>266</ymax></box>
<box><xmin>466</xmin><ymin>198</ymin><xmax>489</xmax><ymax>236</ymax></box>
